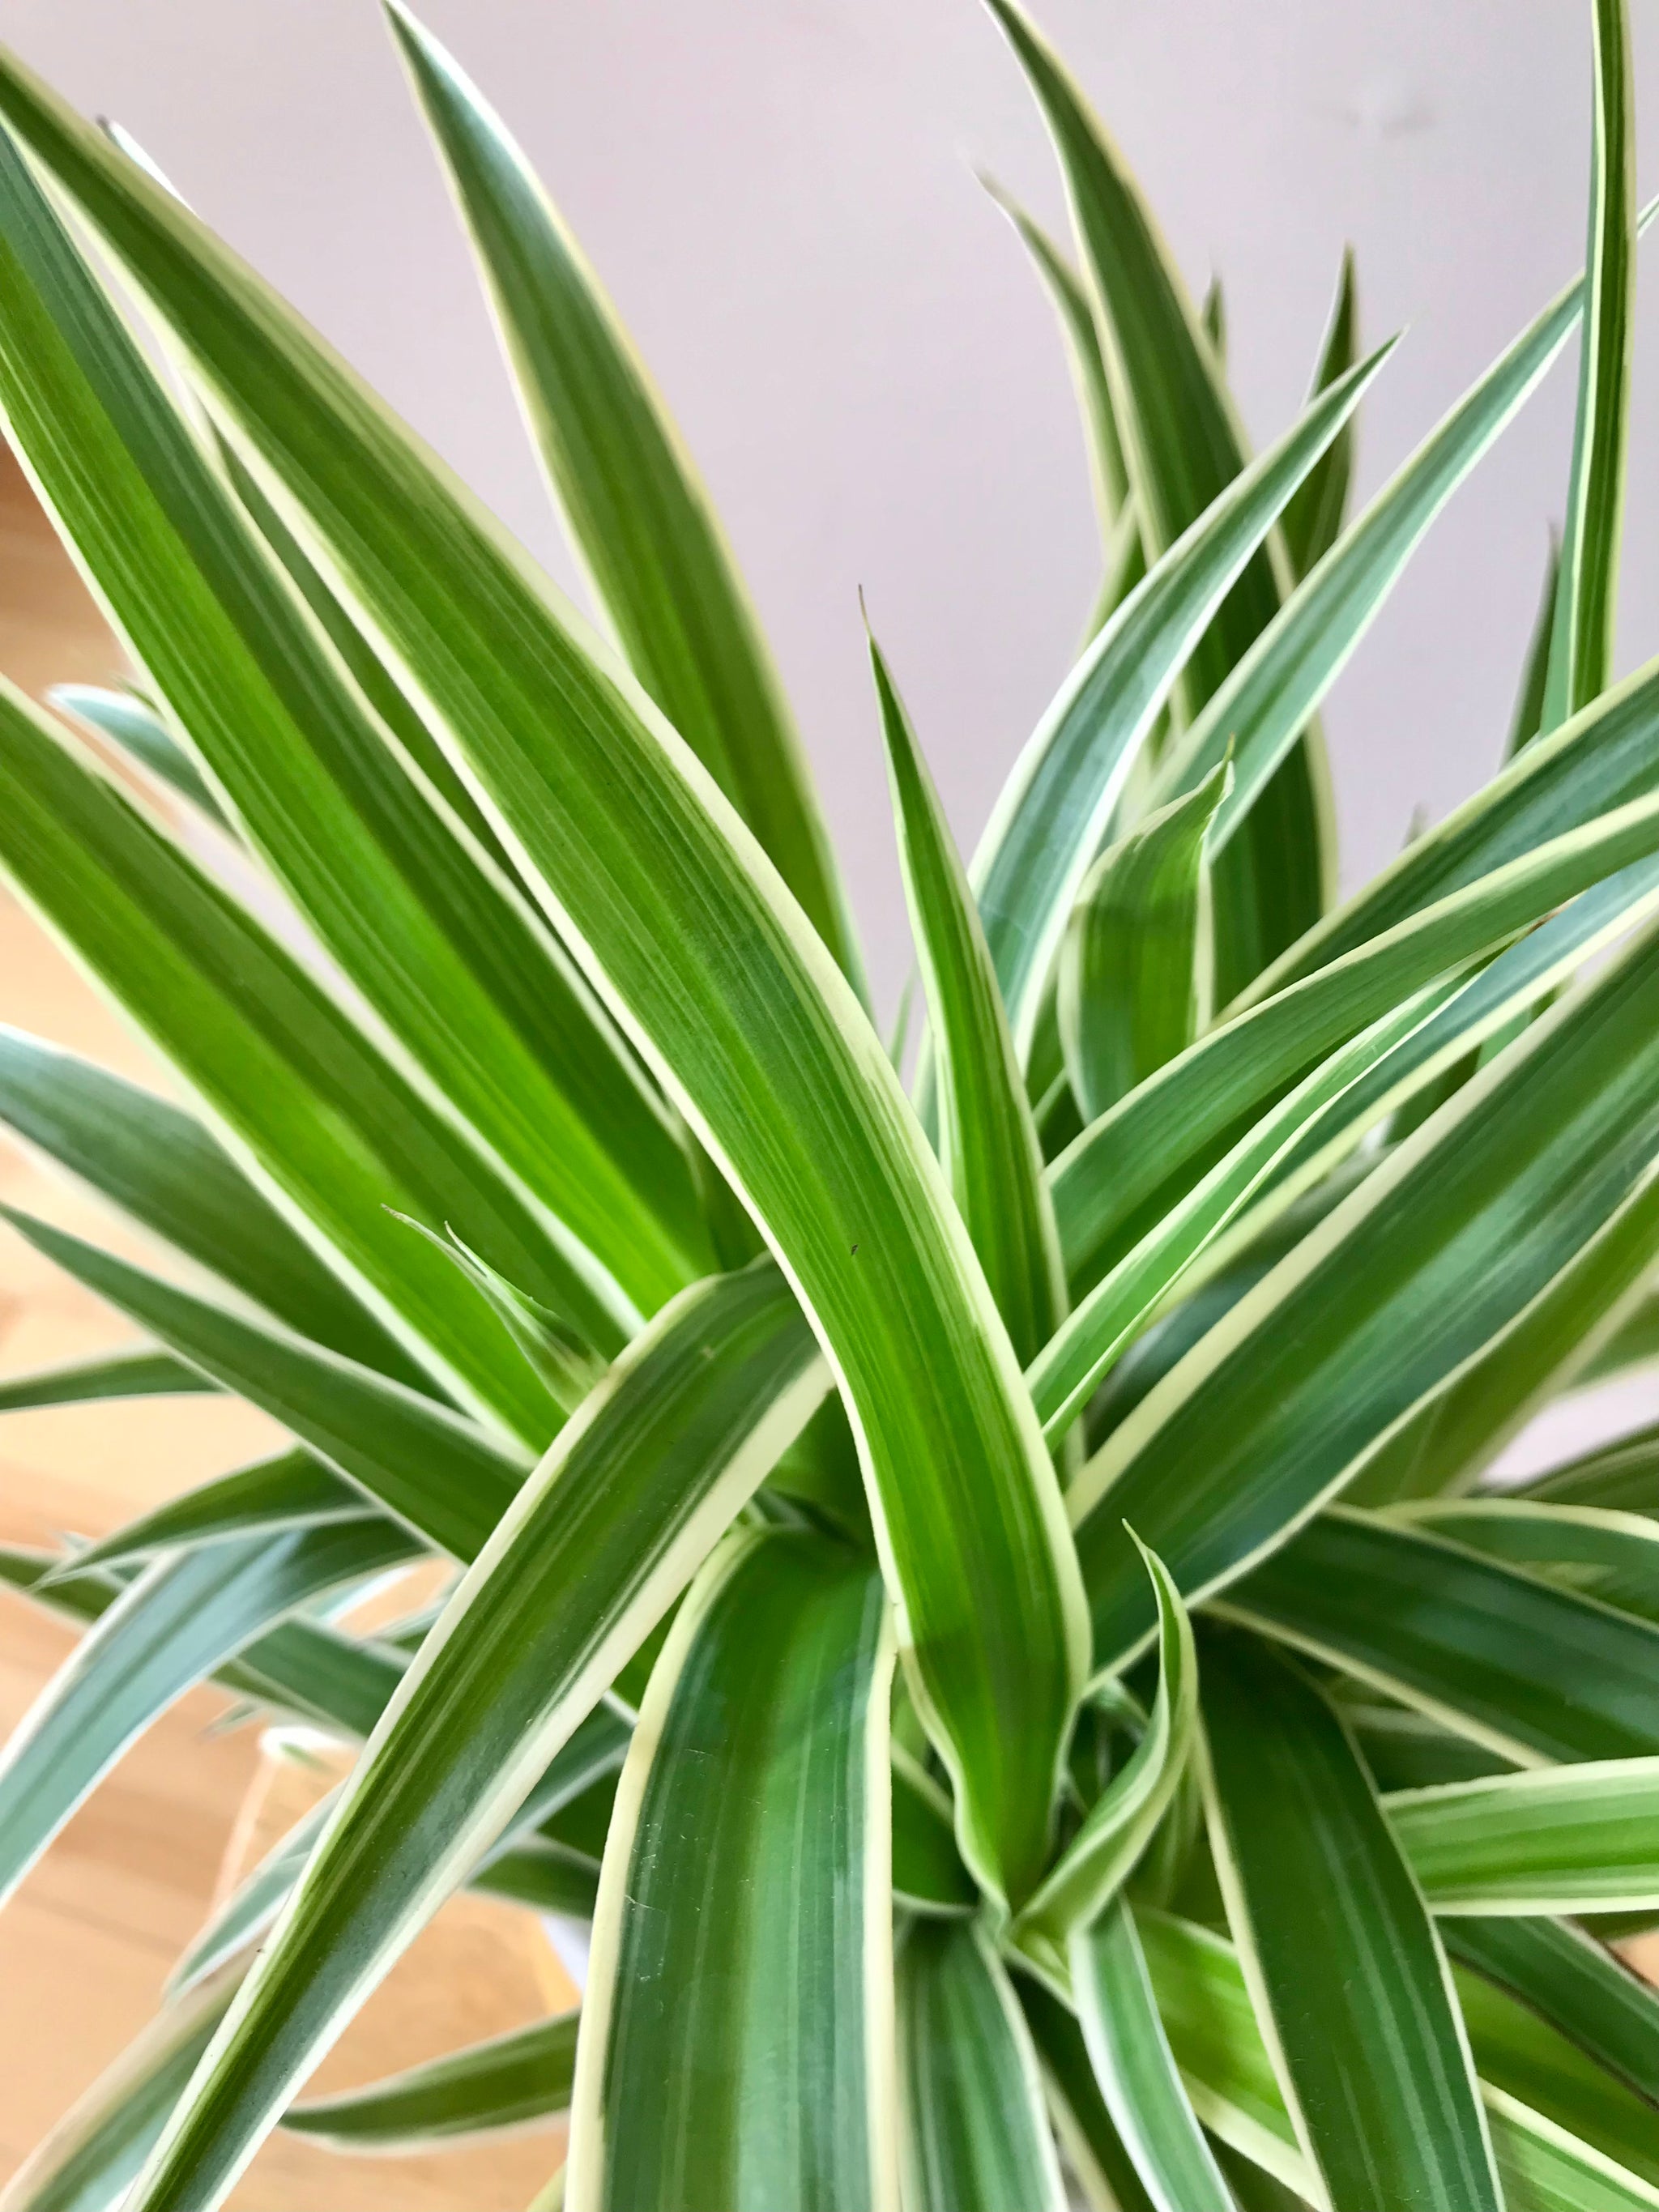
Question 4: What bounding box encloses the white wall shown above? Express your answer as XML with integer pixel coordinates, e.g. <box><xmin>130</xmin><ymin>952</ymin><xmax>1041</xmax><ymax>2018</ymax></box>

<box><xmin>8</xmin><ymin>0</ymin><xmax>1657</xmax><ymax>1008</ymax></box>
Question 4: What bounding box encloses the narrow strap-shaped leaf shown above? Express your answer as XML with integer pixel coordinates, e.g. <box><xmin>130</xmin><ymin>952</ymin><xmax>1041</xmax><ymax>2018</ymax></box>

<box><xmin>1149</xmin><ymin>224</ymin><xmax>1616</xmax><ymax>846</ymax></box>
<box><xmin>568</xmin><ymin>1529</ymin><xmax>895</xmax><ymax>2211</ymax></box>
<box><xmin>0</xmin><ymin>1025</ymin><xmax>426</xmax><ymax>1386</ymax></box>
<box><xmin>0</xmin><ymin>126</ymin><xmax>702</xmax><ymax>1332</ymax></box>
<box><xmin>1199</xmin><ymin>1627</ymin><xmax>1501</xmax><ymax>2211</ymax></box>
<box><xmin>873</xmin><ymin>629</ymin><xmax>1062</xmax><ymax>1366</ymax></box>
<box><xmin>285</xmin><ymin>2011</ymin><xmax>578</xmax><ymax>2152</ymax></box>
<box><xmin>1456</xmin><ymin>1967</ymin><xmax>1659</xmax><ymax>2193</ymax></box>
<box><xmin>0</xmin><ymin>60</ymin><xmax>1094</xmax><ymax>1909</ymax></box>
<box><xmin>1445</xmin><ymin>1917</ymin><xmax>1659</xmax><ymax>2109</ymax></box>
<box><xmin>66</xmin><ymin>1451</ymin><xmax>374</xmax><ymax>1575</ymax></box>
<box><xmin>1279</xmin><ymin>249</ymin><xmax>1358</xmax><ymax>582</ymax></box>
<box><xmin>1576</xmin><ymin>1289</ymin><xmax>1659</xmax><ymax>1387</ymax></box>
<box><xmin>1052</xmin><ymin>740</ymin><xmax>1659</xmax><ymax>1293</ymax></box>
<box><xmin>969</xmin><ymin>344</ymin><xmax>1385</xmax><ymax>1059</ymax></box>
<box><xmin>1013</xmin><ymin>1541</ymin><xmax>1196</xmax><ymax>1977</ymax></box>
<box><xmin>0</xmin><ymin>1347</ymin><xmax>211</xmax><ymax>1412</ymax></box>
<box><xmin>1542</xmin><ymin>0</ymin><xmax>1636</xmax><ymax>735</ymax></box>
<box><xmin>0</xmin><ymin>683</ymin><xmax>570</xmax><ymax>1441</ymax></box>
<box><xmin>1397</xmin><ymin>1500</ymin><xmax>1659</xmax><ymax>1625</ymax></box>
<box><xmin>1247</xmin><ymin>649</ymin><xmax>1659</xmax><ymax>998</ymax></box>
<box><xmin>1200</xmin><ymin>275</ymin><xmax>1226</xmax><ymax>364</ymax></box>
<box><xmin>1137</xmin><ymin>1908</ymin><xmax>1659</xmax><ymax>2212</ymax></box>
<box><xmin>384</xmin><ymin>2</ymin><xmax>859</xmax><ymax>992</ymax></box>
<box><xmin>891</xmin><ymin>1750</ymin><xmax>977</xmax><ymax>1916</ymax></box>
<box><xmin>1073</xmin><ymin>927</ymin><xmax>1659</xmax><ymax>1665</ymax></box>
<box><xmin>1221</xmin><ymin>1507</ymin><xmax>1659</xmax><ymax>1765</ymax></box>
<box><xmin>1</xmin><ymin>1202</ymin><xmax>527</xmax><ymax>1559</ymax></box>
<box><xmin>1070</xmin><ymin>1899</ymin><xmax>1235</xmax><ymax>2212</ymax></box>
<box><xmin>1017</xmin><ymin>1978</ymin><xmax>1159</xmax><ymax>2212</ymax></box>
<box><xmin>52</xmin><ymin>682</ymin><xmax>229</xmax><ymax>825</ymax></box>
<box><xmin>1521</xmin><ymin>1421</ymin><xmax>1659</xmax><ymax>1512</ymax></box>
<box><xmin>0</xmin><ymin>1967</ymin><xmax>244</xmax><ymax>2212</ymax></box>
<box><xmin>981</xmin><ymin>0</ymin><xmax>1333</xmax><ymax>997</ymax></box>
<box><xmin>121</xmin><ymin>1264</ymin><xmax>825</xmax><ymax>2210</ymax></box>
<box><xmin>1508</xmin><ymin>535</ymin><xmax>1563</xmax><ymax>756</ymax></box>
<box><xmin>1386</xmin><ymin>1756</ymin><xmax>1659</xmax><ymax>1914</ymax></box>
<box><xmin>898</xmin><ymin>1920</ymin><xmax>1067</xmax><ymax>2212</ymax></box>
<box><xmin>0</xmin><ymin>1516</ymin><xmax>419</xmax><ymax>1913</ymax></box>
<box><xmin>1060</xmin><ymin>763</ymin><xmax>1228</xmax><ymax>1123</ymax></box>
<box><xmin>981</xmin><ymin>184</ymin><xmax>1137</xmax><ymax>637</ymax></box>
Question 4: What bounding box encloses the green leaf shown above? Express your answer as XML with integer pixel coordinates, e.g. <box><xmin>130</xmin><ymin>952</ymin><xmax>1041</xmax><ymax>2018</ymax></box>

<box><xmin>1576</xmin><ymin>1297</ymin><xmax>1659</xmax><ymax>1388</ymax></box>
<box><xmin>0</xmin><ymin>1025</ymin><xmax>426</xmax><ymax>1387</ymax></box>
<box><xmin>1073</xmin><ymin>925</ymin><xmax>1659</xmax><ymax>1665</ymax></box>
<box><xmin>568</xmin><ymin>1529</ymin><xmax>894</xmax><ymax>2211</ymax></box>
<box><xmin>1149</xmin><ymin>223</ymin><xmax>1614</xmax><ymax>850</ymax></box>
<box><xmin>1</xmin><ymin>1202</ymin><xmax>528</xmax><ymax>1560</ymax></box>
<box><xmin>1395</xmin><ymin>1499</ymin><xmax>1659</xmax><ymax>1625</ymax></box>
<box><xmin>1222</xmin><ymin>1507</ymin><xmax>1659</xmax><ymax>1765</ymax></box>
<box><xmin>1508</xmin><ymin>535</ymin><xmax>1563</xmax><ymax>757</ymax></box>
<box><xmin>1068</xmin><ymin>1899</ymin><xmax>1235</xmax><ymax>2212</ymax></box>
<box><xmin>0</xmin><ymin>684</ymin><xmax>577</xmax><ymax>1442</ymax></box>
<box><xmin>1455</xmin><ymin>1968</ymin><xmax>1659</xmax><ymax>2192</ymax></box>
<box><xmin>50</xmin><ymin>683</ymin><xmax>229</xmax><ymax>825</ymax></box>
<box><xmin>0</xmin><ymin>1348</ymin><xmax>212</xmax><ymax>1412</ymax></box>
<box><xmin>981</xmin><ymin>0</ymin><xmax>1333</xmax><ymax>997</ymax></box>
<box><xmin>891</xmin><ymin>1748</ymin><xmax>978</xmax><ymax>1916</ymax></box>
<box><xmin>284</xmin><ymin>2010</ymin><xmax>578</xmax><ymax>2152</ymax></box>
<box><xmin>1198</xmin><ymin>1628</ymin><xmax>1501</xmax><ymax>2212</ymax></box>
<box><xmin>898</xmin><ymin>1920</ymin><xmax>1067</xmax><ymax>2212</ymax></box>
<box><xmin>1137</xmin><ymin>1908</ymin><xmax>1659</xmax><ymax>2212</ymax></box>
<box><xmin>1445</xmin><ymin>1917</ymin><xmax>1659</xmax><ymax>2111</ymax></box>
<box><xmin>1386</xmin><ymin>1755</ymin><xmax>1659</xmax><ymax>1914</ymax></box>
<box><xmin>0</xmin><ymin>125</ymin><xmax>703</xmax><ymax>1334</ymax></box>
<box><xmin>1053</xmin><ymin>693</ymin><xmax>1659</xmax><ymax>1295</ymax></box>
<box><xmin>0</xmin><ymin>60</ymin><xmax>1094</xmax><ymax>1908</ymax></box>
<box><xmin>1017</xmin><ymin>1977</ymin><xmax>1160</xmax><ymax>2212</ymax></box>
<box><xmin>384</xmin><ymin>1</ymin><xmax>861</xmax><ymax>995</ymax></box>
<box><xmin>1248</xmin><ymin>650</ymin><xmax>1659</xmax><ymax>998</ymax></box>
<box><xmin>1059</xmin><ymin>762</ymin><xmax>1229</xmax><ymax>1124</ymax></box>
<box><xmin>1521</xmin><ymin>1423</ymin><xmax>1659</xmax><ymax>1514</ymax></box>
<box><xmin>0</xmin><ymin>1516</ymin><xmax>419</xmax><ymax>1913</ymax></box>
<box><xmin>0</xmin><ymin>1967</ymin><xmax>244</xmax><ymax>2212</ymax></box>
<box><xmin>118</xmin><ymin>1264</ymin><xmax>826</xmax><ymax>2210</ymax></box>
<box><xmin>1013</xmin><ymin>1541</ymin><xmax>1196</xmax><ymax>1979</ymax></box>
<box><xmin>872</xmin><ymin>626</ymin><xmax>1063</xmax><ymax>1366</ymax></box>
<box><xmin>64</xmin><ymin>1451</ymin><xmax>374</xmax><ymax>1575</ymax></box>
<box><xmin>1279</xmin><ymin>249</ymin><xmax>1358</xmax><ymax>582</ymax></box>
<box><xmin>980</xmin><ymin>182</ymin><xmax>1138</xmax><ymax>638</ymax></box>
<box><xmin>1343</xmin><ymin>1151</ymin><xmax>1659</xmax><ymax>1507</ymax></box>
<box><xmin>1541</xmin><ymin>0</ymin><xmax>1636</xmax><ymax>734</ymax></box>
<box><xmin>970</xmin><ymin>343</ymin><xmax>1387</xmax><ymax>1061</ymax></box>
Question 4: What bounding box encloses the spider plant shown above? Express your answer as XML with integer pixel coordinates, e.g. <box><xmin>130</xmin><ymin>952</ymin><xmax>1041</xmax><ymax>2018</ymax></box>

<box><xmin>2</xmin><ymin>0</ymin><xmax>1659</xmax><ymax>2206</ymax></box>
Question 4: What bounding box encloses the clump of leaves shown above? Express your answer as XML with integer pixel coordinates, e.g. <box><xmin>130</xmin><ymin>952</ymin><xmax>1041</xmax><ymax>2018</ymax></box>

<box><xmin>1</xmin><ymin>2</ymin><xmax>1658</xmax><ymax>2207</ymax></box>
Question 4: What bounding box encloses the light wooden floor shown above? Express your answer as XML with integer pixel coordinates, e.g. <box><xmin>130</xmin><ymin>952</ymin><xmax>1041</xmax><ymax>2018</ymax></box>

<box><xmin>0</xmin><ymin>449</ymin><xmax>573</xmax><ymax>2206</ymax></box>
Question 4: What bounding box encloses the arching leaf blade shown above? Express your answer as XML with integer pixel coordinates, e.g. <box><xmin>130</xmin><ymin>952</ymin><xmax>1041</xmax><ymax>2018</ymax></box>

<box><xmin>285</xmin><ymin>2012</ymin><xmax>578</xmax><ymax>2152</ymax></box>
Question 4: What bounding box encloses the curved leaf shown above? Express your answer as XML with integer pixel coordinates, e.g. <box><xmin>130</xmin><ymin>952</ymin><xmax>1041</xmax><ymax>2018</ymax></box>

<box><xmin>1397</xmin><ymin>1500</ymin><xmax>1659</xmax><ymax>1625</ymax></box>
<box><xmin>568</xmin><ymin>1529</ymin><xmax>895</xmax><ymax>2211</ymax></box>
<box><xmin>1519</xmin><ymin>1422</ymin><xmax>1659</xmax><ymax>1514</ymax></box>
<box><xmin>1445</xmin><ymin>1917</ymin><xmax>1659</xmax><ymax>2110</ymax></box>
<box><xmin>1279</xmin><ymin>249</ymin><xmax>1358</xmax><ymax>582</ymax></box>
<box><xmin>284</xmin><ymin>2010</ymin><xmax>578</xmax><ymax>2153</ymax></box>
<box><xmin>0</xmin><ymin>1348</ymin><xmax>211</xmax><ymax>1413</ymax></box>
<box><xmin>66</xmin><ymin>1451</ymin><xmax>373</xmax><ymax>1575</ymax></box>
<box><xmin>1387</xmin><ymin>1757</ymin><xmax>1659</xmax><ymax>1915</ymax></box>
<box><xmin>51</xmin><ymin>682</ymin><xmax>228</xmax><ymax>825</ymax></box>
<box><xmin>1017</xmin><ymin>1978</ymin><xmax>1159</xmax><ymax>2212</ymax></box>
<box><xmin>1199</xmin><ymin>1628</ymin><xmax>1500</xmax><ymax>2211</ymax></box>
